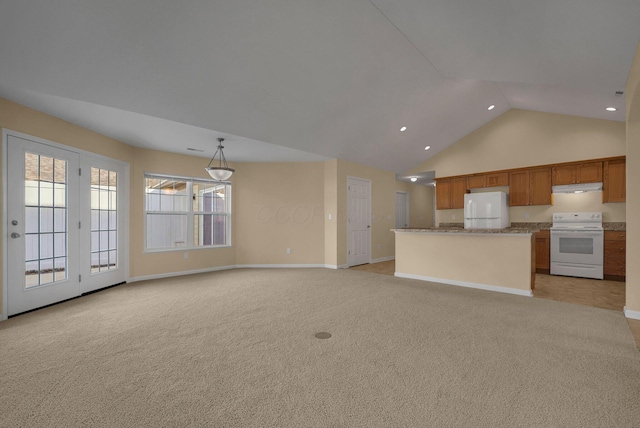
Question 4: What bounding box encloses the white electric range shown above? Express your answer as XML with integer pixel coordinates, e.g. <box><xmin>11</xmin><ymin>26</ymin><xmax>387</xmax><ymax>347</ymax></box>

<box><xmin>550</xmin><ymin>212</ymin><xmax>604</xmax><ymax>280</ymax></box>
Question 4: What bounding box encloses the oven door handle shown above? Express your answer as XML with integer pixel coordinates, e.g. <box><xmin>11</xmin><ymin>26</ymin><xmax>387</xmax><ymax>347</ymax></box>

<box><xmin>551</xmin><ymin>231</ymin><xmax>603</xmax><ymax>236</ymax></box>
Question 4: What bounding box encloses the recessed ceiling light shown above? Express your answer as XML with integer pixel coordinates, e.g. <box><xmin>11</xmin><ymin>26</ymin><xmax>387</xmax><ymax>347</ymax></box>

<box><xmin>488</xmin><ymin>105</ymin><xmax>495</xmax><ymax>111</ymax></box>
<box><xmin>424</xmin><ymin>146</ymin><xmax>431</xmax><ymax>151</ymax></box>
<box><xmin>400</xmin><ymin>126</ymin><xmax>407</xmax><ymax>132</ymax></box>
<box><xmin>410</xmin><ymin>177</ymin><xmax>418</xmax><ymax>182</ymax></box>
<box><xmin>605</xmin><ymin>107</ymin><xmax>617</xmax><ymax>112</ymax></box>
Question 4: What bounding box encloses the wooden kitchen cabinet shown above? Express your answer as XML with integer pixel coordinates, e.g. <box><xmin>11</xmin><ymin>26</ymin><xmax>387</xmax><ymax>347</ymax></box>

<box><xmin>603</xmin><ymin>158</ymin><xmax>625</xmax><ymax>203</ymax></box>
<box><xmin>435</xmin><ymin>177</ymin><xmax>467</xmax><ymax>209</ymax></box>
<box><xmin>535</xmin><ymin>230</ymin><xmax>550</xmax><ymax>274</ymax></box>
<box><xmin>604</xmin><ymin>231</ymin><xmax>625</xmax><ymax>281</ymax></box>
<box><xmin>509</xmin><ymin>167</ymin><xmax>552</xmax><ymax>206</ymax></box>
<box><xmin>552</xmin><ymin>161</ymin><xmax>602</xmax><ymax>185</ymax></box>
<box><xmin>467</xmin><ymin>172</ymin><xmax>509</xmax><ymax>189</ymax></box>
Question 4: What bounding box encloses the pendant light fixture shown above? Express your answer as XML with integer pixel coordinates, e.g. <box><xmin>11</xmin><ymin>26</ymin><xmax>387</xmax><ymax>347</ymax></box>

<box><xmin>205</xmin><ymin>138</ymin><xmax>235</xmax><ymax>181</ymax></box>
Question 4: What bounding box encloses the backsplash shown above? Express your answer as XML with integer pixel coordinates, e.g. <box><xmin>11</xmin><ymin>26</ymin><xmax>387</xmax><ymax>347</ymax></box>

<box><xmin>435</xmin><ymin>191</ymin><xmax>625</xmax><ymax>226</ymax></box>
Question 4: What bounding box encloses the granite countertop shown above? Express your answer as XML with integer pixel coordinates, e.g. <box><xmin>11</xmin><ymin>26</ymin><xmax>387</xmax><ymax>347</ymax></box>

<box><xmin>395</xmin><ymin>220</ymin><xmax>626</xmax><ymax>234</ymax></box>
<box><xmin>392</xmin><ymin>227</ymin><xmax>538</xmax><ymax>234</ymax></box>
<box><xmin>603</xmin><ymin>222</ymin><xmax>626</xmax><ymax>231</ymax></box>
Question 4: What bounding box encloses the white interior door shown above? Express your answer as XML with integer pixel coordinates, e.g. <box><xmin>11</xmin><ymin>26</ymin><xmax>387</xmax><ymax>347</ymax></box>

<box><xmin>395</xmin><ymin>191</ymin><xmax>409</xmax><ymax>228</ymax></box>
<box><xmin>6</xmin><ymin>135</ymin><xmax>81</xmax><ymax>316</ymax></box>
<box><xmin>347</xmin><ymin>177</ymin><xmax>371</xmax><ymax>267</ymax></box>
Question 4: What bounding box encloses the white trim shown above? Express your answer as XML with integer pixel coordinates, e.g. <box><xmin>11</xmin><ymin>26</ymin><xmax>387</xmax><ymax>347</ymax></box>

<box><xmin>394</xmin><ymin>272</ymin><xmax>534</xmax><ymax>297</ymax></box>
<box><xmin>1</xmin><ymin>129</ymin><xmax>8</xmax><ymax>320</ymax></box>
<box><xmin>324</xmin><ymin>264</ymin><xmax>349</xmax><ymax>269</ymax></box>
<box><xmin>624</xmin><ymin>307</ymin><xmax>640</xmax><ymax>320</ymax></box>
<box><xmin>128</xmin><ymin>265</ymin><xmax>236</xmax><ymax>283</ymax></box>
<box><xmin>370</xmin><ymin>256</ymin><xmax>395</xmax><ymax>264</ymax></box>
<box><xmin>235</xmin><ymin>264</ymin><xmax>326</xmax><ymax>269</ymax></box>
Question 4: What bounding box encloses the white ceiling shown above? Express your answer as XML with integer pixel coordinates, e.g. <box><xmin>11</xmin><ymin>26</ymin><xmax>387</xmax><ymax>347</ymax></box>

<box><xmin>1</xmin><ymin>0</ymin><xmax>638</xmax><ymax>173</ymax></box>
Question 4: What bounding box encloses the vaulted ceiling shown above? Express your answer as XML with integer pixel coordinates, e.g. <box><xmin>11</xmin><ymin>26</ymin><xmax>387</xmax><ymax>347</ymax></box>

<box><xmin>1</xmin><ymin>0</ymin><xmax>639</xmax><ymax>173</ymax></box>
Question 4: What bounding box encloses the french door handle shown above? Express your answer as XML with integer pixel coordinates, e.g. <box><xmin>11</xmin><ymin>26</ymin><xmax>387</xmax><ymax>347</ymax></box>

<box><xmin>11</xmin><ymin>232</ymin><xmax>21</xmax><ymax>239</ymax></box>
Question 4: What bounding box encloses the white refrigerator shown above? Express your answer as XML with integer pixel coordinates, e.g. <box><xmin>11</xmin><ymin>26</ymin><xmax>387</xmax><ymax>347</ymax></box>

<box><xmin>464</xmin><ymin>192</ymin><xmax>509</xmax><ymax>229</ymax></box>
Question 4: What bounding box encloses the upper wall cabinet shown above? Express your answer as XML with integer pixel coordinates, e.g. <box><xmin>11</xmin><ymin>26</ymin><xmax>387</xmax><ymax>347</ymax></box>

<box><xmin>466</xmin><ymin>172</ymin><xmax>509</xmax><ymax>189</ymax></box>
<box><xmin>603</xmin><ymin>158</ymin><xmax>626</xmax><ymax>203</ymax></box>
<box><xmin>435</xmin><ymin>177</ymin><xmax>466</xmax><ymax>210</ymax></box>
<box><xmin>552</xmin><ymin>161</ymin><xmax>602</xmax><ymax>185</ymax></box>
<box><xmin>509</xmin><ymin>167</ymin><xmax>552</xmax><ymax>206</ymax></box>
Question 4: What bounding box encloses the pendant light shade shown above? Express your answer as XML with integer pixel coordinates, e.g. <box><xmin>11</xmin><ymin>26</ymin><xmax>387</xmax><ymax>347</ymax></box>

<box><xmin>205</xmin><ymin>138</ymin><xmax>235</xmax><ymax>181</ymax></box>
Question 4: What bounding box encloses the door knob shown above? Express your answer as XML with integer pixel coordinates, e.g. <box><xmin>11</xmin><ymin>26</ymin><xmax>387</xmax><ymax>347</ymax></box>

<box><xmin>11</xmin><ymin>232</ymin><xmax>21</xmax><ymax>239</ymax></box>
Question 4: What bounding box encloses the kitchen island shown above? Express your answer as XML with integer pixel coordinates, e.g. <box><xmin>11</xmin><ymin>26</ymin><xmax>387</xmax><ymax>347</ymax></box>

<box><xmin>392</xmin><ymin>227</ymin><xmax>537</xmax><ymax>296</ymax></box>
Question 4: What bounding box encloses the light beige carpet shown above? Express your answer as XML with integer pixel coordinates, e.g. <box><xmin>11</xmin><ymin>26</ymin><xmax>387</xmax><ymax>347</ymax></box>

<box><xmin>1</xmin><ymin>268</ymin><xmax>639</xmax><ymax>427</ymax></box>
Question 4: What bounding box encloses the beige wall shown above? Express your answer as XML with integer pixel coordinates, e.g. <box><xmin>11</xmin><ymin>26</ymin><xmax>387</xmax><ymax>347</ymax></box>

<box><xmin>324</xmin><ymin>159</ymin><xmax>339</xmax><ymax>267</ymax></box>
<box><xmin>395</xmin><ymin>181</ymin><xmax>435</xmax><ymax>228</ymax></box>
<box><xmin>625</xmin><ymin>43</ymin><xmax>640</xmax><ymax>314</ymax></box>
<box><xmin>412</xmin><ymin>109</ymin><xmax>626</xmax><ymax>178</ymax></box>
<box><xmin>234</xmin><ymin>162</ymin><xmax>325</xmax><ymax>265</ymax></box>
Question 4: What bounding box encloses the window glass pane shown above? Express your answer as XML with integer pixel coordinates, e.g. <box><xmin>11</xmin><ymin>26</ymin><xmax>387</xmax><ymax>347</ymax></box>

<box><xmin>54</xmin><ymin>258</ymin><xmax>66</xmax><ymax>281</ymax></box>
<box><xmin>54</xmin><ymin>233</ymin><xmax>66</xmax><ymax>257</ymax></box>
<box><xmin>54</xmin><ymin>160</ymin><xmax>66</xmax><ymax>184</ymax></box>
<box><xmin>91</xmin><ymin>231</ymin><xmax>100</xmax><ymax>252</ymax></box>
<box><xmin>146</xmin><ymin>214</ymin><xmax>187</xmax><ymax>249</ymax></box>
<box><xmin>25</xmin><ymin>207</ymin><xmax>39</xmax><ymax>234</ymax></box>
<box><xmin>39</xmin><ymin>156</ymin><xmax>54</xmax><ymax>182</ymax></box>
<box><xmin>25</xmin><ymin>153</ymin><xmax>39</xmax><ymax>181</ymax></box>
<box><xmin>25</xmin><ymin>234</ymin><xmax>39</xmax><ymax>261</ymax></box>
<box><xmin>100</xmin><ymin>231</ymin><xmax>109</xmax><ymax>251</ymax></box>
<box><xmin>40</xmin><ymin>181</ymin><xmax>54</xmax><ymax>207</ymax></box>
<box><xmin>54</xmin><ymin>208</ymin><xmax>66</xmax><ymax>232</ymax></box>
<box><xmin>40</xmin><ymin>233</ymin><xmax>54</xmax><ymax>259</ymax></box>
<box><xmin>40</xmin><ymin>207</ymin><xmax>54</xmax><ymax>233</ymax></box>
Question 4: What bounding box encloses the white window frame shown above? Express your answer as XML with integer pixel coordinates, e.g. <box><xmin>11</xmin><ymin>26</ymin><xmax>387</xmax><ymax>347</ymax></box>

<box><xmin>144</xmin><ymin>173</ymin><xmax>231</xmax><ymax>252</ymax></box>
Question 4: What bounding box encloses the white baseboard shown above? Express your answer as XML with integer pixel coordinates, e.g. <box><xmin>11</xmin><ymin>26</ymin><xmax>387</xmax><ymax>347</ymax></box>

<box><xmin>624</xmin><ymin>307</ymin><xmax>640</xmax><ymax>320</ymax></box>
<box><xmin>128</xmin><ymin>265</ymin><xmax>236</xmax><ymax>283</ymax></box>
<box><xmin>325</xmin><ymin>264</ymin><xmax>349</xmax><ymax>269</ymax></box>
<box><xmin>394</xmin><ymin>272</ymin><xmax>533</xmax><ymax>297</ymax></box>
<box><xmin>128</xmin><ymin>263</ymin><xmax>342</xmax><ymax>284</ymax></box>
<box><xmin>370</xmin><ymin>256</ymin><xmax>395</xmax><ymax>264</ymax></box>
<box><xmin>235</xmin><ymin>264</ymin><xmax>326</xmax><ymax>269</ymax></box>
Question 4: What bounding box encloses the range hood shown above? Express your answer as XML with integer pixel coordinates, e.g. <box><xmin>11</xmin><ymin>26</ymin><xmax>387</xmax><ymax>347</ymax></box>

<box><xmin>552</xmin><ymin>182</ymin><xmax>602</xmax><ymax>194</ymax></box>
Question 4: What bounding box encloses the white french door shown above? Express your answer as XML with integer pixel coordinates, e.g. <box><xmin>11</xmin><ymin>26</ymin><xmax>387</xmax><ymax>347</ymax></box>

<box><xmin>79</xmin><ymin>156</ymin><xmax>128</xmax><ymax>294</ymax></box>
<box><xmin>347</xmin><ymin>177</ymin><xmax>371</xmax><ymax>267</ymax></box>
<box><xmin>6</xmin><ymin>135</ymin><xmax>81</xmax><ymax>316</ymax></box>
<box><xmin>4</xmin><ymin>132</ymin><xmax>128</xmax><ymax>317</ymax></box>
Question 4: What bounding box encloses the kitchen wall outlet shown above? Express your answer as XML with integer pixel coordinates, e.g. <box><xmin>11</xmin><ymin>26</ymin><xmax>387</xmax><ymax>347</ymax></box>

<box><xmin>387</xmin><ymin>215</ymin><xmax>391</xmax><ymax>220</ymax></box>
<box><xmin>286</xmin><ymin>248</ymin><xmax>291</xmax><ymax>254</ymax></box>
<box><xmin>184</xmin><ymin>252</ymin><xmax>189</xmax><ymax>259</ymax></box>
<box><xmin>524</xmin><ymin>212</ymin><xmax>530</xmax><ymax>219</ymax></box>
<box><xmin>451</xmin><ymin>214</ymin><xmax>456</xmax><ymax>220</ymax></box>
<box><xmin>328</xmin><ymin>213</ymin><xmax>332</xmax><ymax>220</ymax></box>
<box><xmin>377</xmin><ymin>243</ymin><xmax>381</xmax><ymax>249</ymax></box>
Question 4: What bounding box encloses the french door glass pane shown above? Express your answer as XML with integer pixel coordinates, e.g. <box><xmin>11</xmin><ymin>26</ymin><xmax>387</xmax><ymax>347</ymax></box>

<box><xmin>90</xmin><ymin>167</ymin><xmax>118</xmax><ymax>273</ymax></box>
<box><xmin>24</xmin><ymin>153</ymin><xmax>67</xmax><ymax>288</ymax></box>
